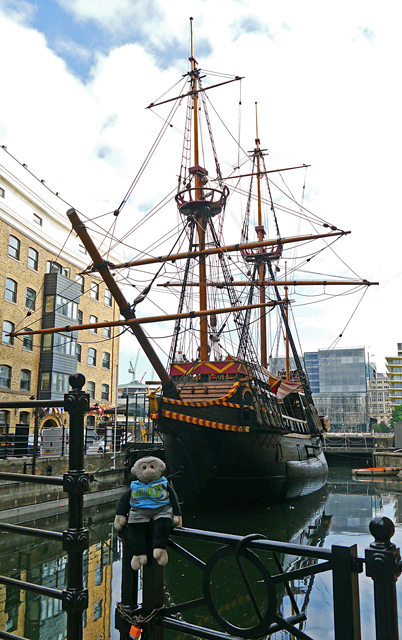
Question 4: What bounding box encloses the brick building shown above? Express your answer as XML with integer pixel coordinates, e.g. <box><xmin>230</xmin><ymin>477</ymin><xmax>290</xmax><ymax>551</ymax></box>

<box><xmin>0</xmin><ymin>149</ymin><xmax>120</xmax><ymax>437</ymax></box>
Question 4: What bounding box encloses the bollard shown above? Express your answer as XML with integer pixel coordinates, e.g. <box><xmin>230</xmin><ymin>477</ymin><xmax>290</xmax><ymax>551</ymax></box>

<box><xmin>365</xmin><ymin>516</ymin><xmax>402</xmax><ymax>640</ymax></box>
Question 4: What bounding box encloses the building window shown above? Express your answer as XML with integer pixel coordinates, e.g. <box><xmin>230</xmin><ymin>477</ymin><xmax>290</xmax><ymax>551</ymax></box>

<box><xmin>89</xmin><ymin>316</ymin><xmax>98</xmax><ymax>333</ymax></box>
<box><xmin>88</xmin><ymin>348</ymin><xmax>96</xmax><ymax>367</ymax></box>
<box><xmin>76</xmin><ymin>344</ymin><xmax>81</xmax><ymax>363</ymax></box>
<box><xmin>54</xmin><ymin>334</ymin><xmax>77</xmax><ymax>357</ymax></box>
<box><xmin>5</xmin><ymin>278</ymin><xmax>17</xmax><ymax>303</ymax></box>
<box><xmin>87</xmin><ymin>381</ymin><xmax>95</xmax><ymax>400</ymax></box>
<box><xmin>79</xmin><ymin>244</ymin><xmax>87</xmax><ymax>254</ymax></box>
<box><xmin>105</xmin><ymin>289</ymin><xmax>112</xmax><ymax>307</ymax></box>
<box><xmin>55</xmin><ymin>296</ymin><xmax>78</xmax><ymax>320</ymax></box>
<box><xmin>28</xmin><ymin>247</ymin><xmax>39</xmax><ymax>270</ymax></box>
<box><xmin>52</xmin><ymin>372</ymin><xmax>71</xmax><ymax>393</ymax></box>
<box><xmin>46</xmin><ymin>261</ymin><xmax>69</xmax><ymax>277</ymax></box>
<box><xmin>20</xmin><ymin>369</ymin><xmax>31</xmax><ymax>391</ymax></box>
<box><xmin>44</xmin><ymin>295</ymin><xmax>55</xmax><ymax>314</ymax></box>
<box><xmin>47</xmin><ymin>260</ymin><xmax>60</xmax><ymax>273</ymax></box>
<box><xmin>40</xmin><ymin>372</ymin><xmax>50</xmax><ymax>391</ymax></box>
<box><xmin>0</xmin><ymin>410</ymin><xmax>10</xmax><ymax>427</ymax></box>
<box><xmin>23</xmin><ymin>329</ymin><xmax>33</xmax><ymax>351</ymax></box>
<box><xmin>33</xmin><ymin>213</ymin><xmax>42</xmax><ymax>226</ymax></box>
<box><xmin>0</xmin><ymin>187</ymin><xmax>4</xmax><ymax>197</ymax></box>
<box><xmin>101</xmin><ymin>384</ymin><xmax>109</xmax><ymax>401</ymax></box>
<box><xmin>90</xmin><ymin>282</ymin><xmax>99</xmax><ymax>300</ymax></box>
<box><xmin>78</xmin><ymin>309</ymin><xmax>83</xmax><ymax>324</ymax></box>
<box><xmin>25</xmin><ymin>288</ymin><xmax>36</xmax><ymax>311</ymax></box>
<box><xmin>102</xmin><ymin>352</ymin><xmax>110</xmax><ymax>370</ymax></box>
<box><xmin>2</xmin><ymin>321</ymin><xmax>14</xmax><ymax>345</ymax></box>
<box><xmin>76</xmin><ymin>275</ymin><xmax>84</xmax><ymax>293</ymax></box>
<box><xmin>42</xmin><ymin>334</ymin><xmax>52</xmax><ymax>351</ymax></box>
<box><xmin>19</xmin><ymin>411</ymin><xmax>30</xmax><ymax>424</ymax></box>
<box><xmin>103</xmin><ymin>326</ymin><xmax>111</xmax><ymax>339</ymax></box>
<box><xmin>8</xmin><ymin>235</ymin><xmax>20</xmax><ymax>260</ymax></box>
<box><xmin>0</xmin><ymin>365</ymin><xmax>12</xmax><ymax>389</ymax></box>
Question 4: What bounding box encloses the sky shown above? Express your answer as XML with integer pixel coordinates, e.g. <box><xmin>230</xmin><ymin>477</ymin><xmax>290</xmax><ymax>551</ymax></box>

<box><xmin>1</xmin><ymin>0</ymin><xmax>401</xmax><ymax>383</ymax></box>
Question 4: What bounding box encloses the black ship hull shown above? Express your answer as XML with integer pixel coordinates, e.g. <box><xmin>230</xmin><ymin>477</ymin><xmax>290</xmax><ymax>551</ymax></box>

<box><xmin>162</xmin><ymin>427</ymin><xmax>327</xmax><ymax>504</ymax></box>
<box><xmin>156</xmin><ymin>375</ymin><xmax>328</xmax><ymax>504</ymax></box>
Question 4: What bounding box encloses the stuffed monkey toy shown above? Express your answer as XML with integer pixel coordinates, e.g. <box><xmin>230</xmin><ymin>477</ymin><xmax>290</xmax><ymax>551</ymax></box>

<box><xmin>114</xmin><ymin>456</ymin><xmax>182</xmax><ymax>570</ymax></box>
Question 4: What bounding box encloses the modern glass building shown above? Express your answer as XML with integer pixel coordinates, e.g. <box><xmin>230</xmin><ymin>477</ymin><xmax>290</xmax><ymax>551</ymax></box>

<box><xmin>304</xmin><ymin>347</ymin><xmax>368</xmax><ymax>432</ymax></box>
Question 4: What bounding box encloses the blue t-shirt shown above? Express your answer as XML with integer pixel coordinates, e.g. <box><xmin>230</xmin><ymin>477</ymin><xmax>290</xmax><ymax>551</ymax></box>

<box><xmin>129</xmin><ymin>476</ymin><xmax>170</xmax><ymax>509</ymax></box>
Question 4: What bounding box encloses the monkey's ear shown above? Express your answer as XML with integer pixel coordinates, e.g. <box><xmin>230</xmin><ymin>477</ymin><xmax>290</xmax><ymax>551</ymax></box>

<box><xmin>159</xmin><ymin>460</ymin><xmax>166</xmax><ymax>473</ymax></box>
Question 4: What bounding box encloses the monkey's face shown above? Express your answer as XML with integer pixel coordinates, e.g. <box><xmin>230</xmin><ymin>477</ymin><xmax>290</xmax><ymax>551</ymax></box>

<box><xmin>133</xmin><ymin>457</ymin><xmax>165</xmax><ymax>484</ymax></box>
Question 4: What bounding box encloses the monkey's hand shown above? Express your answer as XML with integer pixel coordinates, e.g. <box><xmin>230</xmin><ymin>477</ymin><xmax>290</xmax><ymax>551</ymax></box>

<box><xmin>173</xmin><ymin>515</ymin><xmax>183</xmax><ymax>528</ymax></box>
<box><xmin>114</xmin><ymin>515</ymin><xmax>127</xmax><ymax>531</ymax></box>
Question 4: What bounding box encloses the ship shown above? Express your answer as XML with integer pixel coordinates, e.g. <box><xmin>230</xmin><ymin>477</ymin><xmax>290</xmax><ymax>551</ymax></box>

<box><xmin>13</xmin><ymin>20</ymin><xmax>377</xmax><ymax>504</ymax></box>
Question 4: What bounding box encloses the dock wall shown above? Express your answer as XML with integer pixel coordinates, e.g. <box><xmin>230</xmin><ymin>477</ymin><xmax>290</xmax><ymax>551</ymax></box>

<box><xmin>0</xmin><ymin>453</ymin><xmax>127</xmax><ymax>522</ymax></box>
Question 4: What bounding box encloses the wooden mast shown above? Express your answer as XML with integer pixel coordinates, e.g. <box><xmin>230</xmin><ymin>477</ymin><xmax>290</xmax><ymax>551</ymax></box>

<box><xmin>255</xmin><ymin>103</ymin><xmax>267</xmax><ymax>367</ymax></box>
<box><xmin>285</xmin><ymin>261</ymin><xmax>290</xmax><ymax>381</ymax></box>
<box><xmin>190</xmin><ymin>18</ymin><xmax>209</xmax><ymax>362</ymax></box>
<box><xmin>157</xmin><ymin>279</ymin><xmax>378</xmax><ymax>287</ymax></box>
<box><xmin>94</xmin><ymin>230</ymin><xmax>350</xmax><ymax>271</ymax></box>
<box><xmin>66</xmin><ymin>208</ymin><xmax>177</xmax><ymax>396</ymax></box>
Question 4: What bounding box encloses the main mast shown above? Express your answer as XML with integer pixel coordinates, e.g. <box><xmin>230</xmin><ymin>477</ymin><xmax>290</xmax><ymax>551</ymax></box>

<box><xmin>190</xmin><ymin>19</ymin><xmax>209</xmax><ymax>362</ymax></box>
<box><xmin>175</xmin><ymin>19</ymin><xmax>229</xmax><ymax>363</ymax></box>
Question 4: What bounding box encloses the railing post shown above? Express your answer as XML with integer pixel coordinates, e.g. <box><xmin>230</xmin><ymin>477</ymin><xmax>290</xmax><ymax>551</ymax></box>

<box><xmin>332</xmin><ymin>543</ymin><xmax>362</xmax><ymax>640</ymax></box>
<box><xmin>365</xmin><ymin>516</ymin><xmax>401</xmax><ymax>640</ymax></box>
<box><xmin>62</xmin><ymin>373</ymin><xmax>90</xmax><ymax>640</ymax></box>
<box><xmin>142</xmin><ymin>561</ymin><xmax>164</xmax><ymax>640</ymax></box>
<box><xmin>115</xmin><ymin>530</ymin><xmax>139</xmax><ymax>640</ymax></box>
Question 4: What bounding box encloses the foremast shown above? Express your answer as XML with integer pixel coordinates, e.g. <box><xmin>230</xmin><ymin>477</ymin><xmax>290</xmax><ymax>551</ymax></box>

<box><xmin>66</xmin><ymin>208</ymin><xmax>179</xmax><ymax>398</ymax></box>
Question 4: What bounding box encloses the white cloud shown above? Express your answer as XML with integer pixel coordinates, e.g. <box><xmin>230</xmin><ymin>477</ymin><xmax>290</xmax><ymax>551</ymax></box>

<box><xmin>1</xmin><ymin>0</ymin><xmax>401</xmax><ymax>380</ymax></box>
<box><xmin>0</xmin><ymin>0</ymin><xmax>36</xmax><ymax>24</ymax></box>
<box><xmin>52</xmin><ymin>36</ymin><xmax>92</xmax><ymax>62</ymax></box>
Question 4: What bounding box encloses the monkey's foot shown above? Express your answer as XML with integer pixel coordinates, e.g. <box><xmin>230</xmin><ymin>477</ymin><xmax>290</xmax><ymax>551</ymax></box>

<box><xmin>131</xmin><ymin>554</ymin><xmax>147</xmax><ymax>571</ymax></box>
<box><xmin>153</xmin><ymin>548</ymin><xmax>168</xmax><ymax>566</ymax></box>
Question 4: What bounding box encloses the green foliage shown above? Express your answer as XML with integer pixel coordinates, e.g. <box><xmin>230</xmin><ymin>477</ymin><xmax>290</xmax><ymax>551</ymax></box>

<box><xmin>391</xmin><ymin>405</ymin><xmax>402</xmax><ymax>427</ymax></box>
<box><xmin>373</xmin><ymin>421</ymin><xmax>391</xmax><ymax>433</ymax></box>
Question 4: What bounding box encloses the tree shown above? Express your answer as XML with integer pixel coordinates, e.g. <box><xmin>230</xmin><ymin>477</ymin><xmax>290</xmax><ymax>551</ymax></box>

<box><xmin>390</xmin><ymin>405</ymin><xmax>402</xmax><ymax>428</ymax></box>
<box><xmin>373</xmin><ymin>421</ymin><xmax>391</xmax><ymax>433</ymax></box>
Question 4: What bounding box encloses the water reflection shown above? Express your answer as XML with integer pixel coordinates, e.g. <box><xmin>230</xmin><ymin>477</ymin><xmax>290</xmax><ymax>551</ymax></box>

<box><xmin>0</xmin><ymin>502</ymin><xmax>118</xmax><ymax>640</ymax></box>
<box><xmin>0</xmin><ymin>468</ymin><xmax>402</xmax><ymax>639</ymax></box>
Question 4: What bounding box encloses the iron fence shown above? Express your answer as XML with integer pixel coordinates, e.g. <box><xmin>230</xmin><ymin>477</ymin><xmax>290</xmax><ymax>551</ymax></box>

<box><xmin>0</xmin><ymin>373</ymin><xmax>90</xmax><ymax>640</ymax></box>
<box><xmin>115</xmin><ymin>517</ymin><xmax>402</xmax><ymax>640</ymax></box>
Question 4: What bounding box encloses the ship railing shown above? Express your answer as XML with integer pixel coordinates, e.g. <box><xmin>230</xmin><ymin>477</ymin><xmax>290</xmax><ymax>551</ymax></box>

<box><xmin>115</xmin><ymin>517</ymin><xmax>401</xmax><ymax>640</ymax></box>
<box><xmin>0</xmin><ymin>374</ymin><xmax>90</xmax><ymax>640</ymax></box>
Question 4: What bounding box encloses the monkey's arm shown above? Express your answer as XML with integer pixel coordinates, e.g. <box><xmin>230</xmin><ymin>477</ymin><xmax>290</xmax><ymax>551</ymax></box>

<box><xmin>114</xmin><ymin>488</ymin><xmax>131</xmax><ymax>530</ymax></box>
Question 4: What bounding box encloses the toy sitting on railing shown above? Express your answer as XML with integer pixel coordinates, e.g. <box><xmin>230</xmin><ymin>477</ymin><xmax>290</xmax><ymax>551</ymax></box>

<box><xmin>114</xmin><ymin>456</ymin><xmax>182</xmax><ymax>570</ymax></box>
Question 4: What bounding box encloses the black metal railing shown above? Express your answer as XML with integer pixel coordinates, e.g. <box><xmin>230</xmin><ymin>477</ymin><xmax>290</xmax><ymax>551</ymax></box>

<box><xmin>115</xmin><ymin>516</ymin><xmax>402</xmax><ymax>640</ymax></box>
<box><xmin>0</xmin><ymin>373</ymin><xmax>90</xmax><ymax>640</ymax></box>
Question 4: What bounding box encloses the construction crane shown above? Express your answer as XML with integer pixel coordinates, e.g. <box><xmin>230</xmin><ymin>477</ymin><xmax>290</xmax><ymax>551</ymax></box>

<box><xmin>128</xmin><ymin>349</ymin><xmax>140</xmax><ymax>383</ymax></box>
<box><xmin>139</xmin><ymin>372</ymin><xmax>147</xmax><ymax>384</ymax></box>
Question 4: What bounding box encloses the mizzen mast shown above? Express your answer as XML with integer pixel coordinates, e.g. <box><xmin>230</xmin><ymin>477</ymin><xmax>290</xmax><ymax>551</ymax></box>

<box><xmin>255</xmin><ymin>103</ymin><xmax>268</xmax><ymax>367</ymax></box>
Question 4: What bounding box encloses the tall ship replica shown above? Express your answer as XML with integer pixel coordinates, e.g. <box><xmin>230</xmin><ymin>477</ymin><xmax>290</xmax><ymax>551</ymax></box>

<box><xmin>14</xmin><ymin>21</ymin><xmax>377</xmax><ymax>504</ymax></box>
